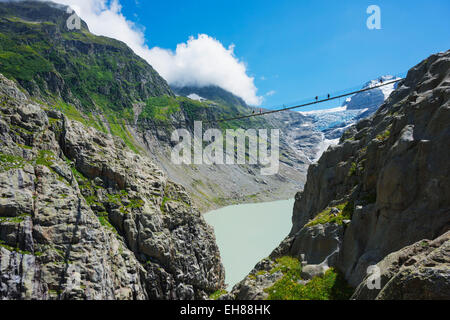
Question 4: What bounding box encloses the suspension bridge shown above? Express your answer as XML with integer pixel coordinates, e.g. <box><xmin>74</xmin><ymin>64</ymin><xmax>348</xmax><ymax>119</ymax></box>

<box><xmin>64</xmin><ymin>75</ymin><xmax>406</xmax><ymax>129</ymax></box>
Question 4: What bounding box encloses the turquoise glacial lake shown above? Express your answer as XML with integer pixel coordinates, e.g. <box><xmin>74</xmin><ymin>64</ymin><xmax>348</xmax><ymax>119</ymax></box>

<box><xmin>204</xmin><ymin>199</ymin><xmax>294</xmax><ymax>290</ymax></box>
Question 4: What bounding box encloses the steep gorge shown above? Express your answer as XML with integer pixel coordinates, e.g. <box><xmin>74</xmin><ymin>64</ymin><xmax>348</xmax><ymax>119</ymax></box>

<box><xmin>0</xmin><ymin>1</ymin><xmax>448</xmax><ymax>301</ymax></box>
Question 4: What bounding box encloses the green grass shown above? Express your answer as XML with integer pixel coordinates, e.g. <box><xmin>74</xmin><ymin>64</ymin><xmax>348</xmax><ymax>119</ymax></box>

<box><xmin>72</xmin><ymin>167</ymin><xmax>137</xmax><ymax>233</ymax></box>
<box><xmin>0</xmin><ymin>240</ymin><xmax>33</xmax><ymax>255</ymax></box>
<box><xmin>0</xmin><ymin>39</ymin><xmax>53</xmax><ymax>81</ymax></box>
<box><xmin>306</xmin><ymin>202</ymin><xmax>354</xmax><ymax>227</ymax></box>
<box><xmin>126</xmin><ymin>198</ymin><xmax>144</xmax><ymax>209</ymax></box>
<box><xmin>97</xmin><ymin>212</ymin><xmax>119</xmax><ymax>235</ymax></box>
<box><xmin>264</xmin><ymin>257</ymin><xmax>353</xmax><ymax>300</ymax></box>
<box><xmin>0</xmin><ymin>152</ymin><xmax>25</xmax><ymax>172</ymax></box>
<box><xmin>160</xmin><ymin>196</ymin><xmax>172</xmax><ymax>214</ymax></box>
<box><xmin>420</xmin><ymin>241</ymin><xmax>429</xmax><ymax>247</ymax></box>
<box><xmin>178</xmin><ymin>96</ymin><xmax>210</xmax><ymax>122</ymax></box>
<box><xmin>0</xmin><ymin>21</ymin><xmax>156</xmax><ymax>111</ymax></box>
<box><xmin>42</xmin><ymin>97</ymin><xmax>140</xmax><ymax>153</ymax></box>
<box><xmin>34</xmin><ymin>150</ymin><xmax>55</xmax><ymax>167</ymax></box>
<box><xmin>376</xmin><ymin>129</ymin><xmax>391</xmax><ymax>142</ymax></box>
<box><xmin>70</xmin><ymin>164</ymin><xmax>86</xmax><ymax>182</ymax></box>
<box><xmin>0</xmin><ymin>15</ymin><xmax>170</xmax><ymax>154</ymax></box>
<box><xmin>16</xmin><ymin>143</ymin><xmax>32</xmax><ymax>150</ymax></box>
<box><xmin>139</xmin><ymin>95</ymin><xmax>181</xmax><ymax>123</ymax></box>
<box><xmin>209</xmin><ymin>289</ymin><xmax>228</xmax><ymax>300</ymax></box>
<box><xmin>50</xmin><ymin>98</ymin><xmax>107</xmax><ymax>133</ymax></box>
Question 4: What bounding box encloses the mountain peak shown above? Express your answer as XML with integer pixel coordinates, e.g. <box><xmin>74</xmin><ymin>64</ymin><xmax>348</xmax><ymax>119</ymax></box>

<box><xmin>0</xmin><ymin>0</ymin><xmax>89</xmax><ymax>32</ymax></box>
<box><xmin>0</xmin><ymin>1</ymin><xmax>172</xmax><ymax>114</ymax></box>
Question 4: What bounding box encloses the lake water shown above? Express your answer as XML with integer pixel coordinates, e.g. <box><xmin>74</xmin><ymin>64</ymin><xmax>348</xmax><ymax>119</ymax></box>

<box><xmin>204</xmin><ymin>199</ymin><xmax>294</xmax><ymax>290</ymax></box>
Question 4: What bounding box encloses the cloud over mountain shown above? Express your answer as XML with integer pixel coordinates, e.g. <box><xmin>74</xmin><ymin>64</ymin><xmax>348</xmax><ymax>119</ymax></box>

<box><xmin>148</xmin><ymin>35</ymin><xmax>262</xmax><ymax>106</ymax></box>
<box><xmin>31</xmin><ymin>0</ymin><xmax>263</xmax><ymax>105</ymax></box>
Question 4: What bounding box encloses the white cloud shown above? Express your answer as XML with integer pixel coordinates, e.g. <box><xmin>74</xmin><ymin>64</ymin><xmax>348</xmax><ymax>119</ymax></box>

<box><xmin>265</xmin><ymin>90</ymin><xmax>276</xmax><ymax>96</ymax></box>
<box><xmin>147</xmin><ymin>35</ymin><xmax>263</xmax><ymax>105</ymax></box>
<box><xmin>33</xmin><ymin>0</ymin><xmax>263</xmax><ymax>105</ymax></box>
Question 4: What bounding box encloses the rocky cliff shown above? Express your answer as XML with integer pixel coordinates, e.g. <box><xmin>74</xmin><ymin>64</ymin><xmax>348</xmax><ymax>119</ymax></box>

<box><xmin>0</xmin><ymin>1</ymin><xmax>172</xmax><ymax>111</ymax></box>
<box><xmin>0</xmin><ymin>1</ymin><xmax>323</xmax><ymax>213</ymax></box>
<box><xmin>138</xmin><ymin>85</ymin><xmax>321</xmax><ymax>212</ymax></box>
<box><xmin>0</xmin><ymin>74</ymin><xmax>224</xmax><ymax>299</ymax></box>
<box><xmin>228</xmin><ymin>51</ymin><xmax>450</xmax><ymax>300</ymax></box>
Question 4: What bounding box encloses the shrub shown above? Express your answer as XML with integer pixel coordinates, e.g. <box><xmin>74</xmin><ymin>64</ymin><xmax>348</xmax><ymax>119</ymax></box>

<box><xmin>0</xmin><ymin>153</ymin><xmax>25</xmax><ymax>172</ymax></box>
<box><xmin>348</xmin><ymin>161</ymin><xmax>357</xmax><ymax>177</ymax></box>
<box><xmin>139</xmin><ymin>95</ymin><xmax>180</xmax><ymax>123</ymax></box>
<box><xmin>376</xmin><ymin>129</ymin><xmax>390</xmax><ymax>142</ymax></box>
<box><xmin>306</xmin><ymin>202</ymin><xmax>354</xmax><ymax>227</ymax></box>
<box><xmin>265</xmin><ymin>265</ymin><xmax>353</xmax><ymax>300</ymax></box>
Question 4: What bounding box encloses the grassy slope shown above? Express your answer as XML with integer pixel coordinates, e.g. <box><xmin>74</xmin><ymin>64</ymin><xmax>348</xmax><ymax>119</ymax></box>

<box><xmin>0</xmin><ymin>9</ymin><xmax>269</xmax><ymax>154</ymax></box>
<box><xmin>0</xmin><ymin>6</ymin><xmax>172</xmax><ymax>153</ymax></box>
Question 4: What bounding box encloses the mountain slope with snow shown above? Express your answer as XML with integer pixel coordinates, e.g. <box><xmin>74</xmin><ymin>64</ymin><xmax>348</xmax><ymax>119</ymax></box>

<box><xmin>299</xmin><ymin>75</ymin><xmax>400</xmax><ymax>159</ymax></box>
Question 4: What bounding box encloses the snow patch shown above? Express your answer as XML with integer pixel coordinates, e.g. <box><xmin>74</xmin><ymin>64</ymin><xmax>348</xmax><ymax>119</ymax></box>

<box><xmin>299</xmin><ymin>106</ymin><xmax>347</xmax><ymax>115</ymax></box>
<box><xmin>187</xmin><ymin>93</ymin><xmax>206</xmax><ymax>101</ymax></box>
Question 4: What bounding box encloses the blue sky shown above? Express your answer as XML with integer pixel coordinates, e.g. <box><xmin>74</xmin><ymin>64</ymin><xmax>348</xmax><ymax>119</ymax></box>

<box><xmin>118</xmin><ymin>0</ymin><xmax>450</xmax><ymax>110</ymax></box>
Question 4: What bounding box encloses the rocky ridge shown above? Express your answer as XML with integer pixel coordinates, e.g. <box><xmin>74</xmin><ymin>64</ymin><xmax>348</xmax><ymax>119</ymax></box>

<box><xmin>0</xmin><ymin>74</ymin><xmax>224</xmax><ymax>299</ymax></box>
<box><xmin>228</xmin><ymin>51</ymin><xmax>450</xmax><ymax>300</ymax></box>
<box><xmin>0</xmin><ymin>1</ymin><xmax>172</xmax><ymax>111</ymax></box>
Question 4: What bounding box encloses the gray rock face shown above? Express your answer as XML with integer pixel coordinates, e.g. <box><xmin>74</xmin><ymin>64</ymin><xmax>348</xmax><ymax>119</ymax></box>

<box><xmin>0</xmin><ymin>74</ymin><xmax>224</xmax><ymax>300</ymax></box>
<box><xmin>231</xmin><ymin>50</ymin><xmax>450</xmax><ymax>300</ymax></box>
<box><xmin>352</xmin><ymin>231</ymin><xmax>450</xmax><ymax>300</ymax></box>
<box><xmin>292</xmin><ymin>50</ymin><xmax>450</xmax><ymax>292</ymax></box>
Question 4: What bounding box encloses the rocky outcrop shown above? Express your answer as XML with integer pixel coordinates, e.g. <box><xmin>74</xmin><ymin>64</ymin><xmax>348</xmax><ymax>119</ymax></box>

<box><xmin>0</xmin><ymin>74</ymin><xmax>224</xmax><ymax>300</ymax></box>
<box><xmin>352</xmin><ymin>231</ymin><xmax>450</xmax><ymax>300</ymax></box>
<box><xmin>0</xmin><ymin>1</ymin><xmax>172</xmax><ymax>111</ymax></box>
<box><xmin>231</xmin><ymin>51</ymin><xmax>450</xmax><ymax>300</ymax></box>
<box><xmin>290</xmin><ymin>223</ymin><xmax>343</xmax><ymax>266</ymax></box>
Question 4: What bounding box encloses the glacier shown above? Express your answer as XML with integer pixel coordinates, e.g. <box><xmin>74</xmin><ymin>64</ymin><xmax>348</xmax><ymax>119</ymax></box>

<box><xmin>299</xmin><ymin>75</ymin><xmax>400</xmax><ymax>160</ymax></box>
